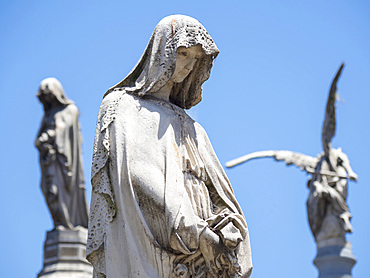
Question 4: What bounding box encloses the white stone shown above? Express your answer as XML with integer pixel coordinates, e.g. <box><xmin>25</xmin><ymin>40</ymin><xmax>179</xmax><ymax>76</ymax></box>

<box><xmin>87</xmin><ymin>15</ymin><xmax>252</xmax><ymax>278</ymax></box>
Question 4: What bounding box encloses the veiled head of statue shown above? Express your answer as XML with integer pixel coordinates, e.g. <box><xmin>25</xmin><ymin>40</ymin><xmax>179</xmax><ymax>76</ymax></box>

<box><xmin>37</xmin><ymin>77</ymin><xmax>73</xmax><ymax>111</ymax></box>
<box><xmin>105</xmin><ymin>15</ymin><xmax>219</xmax><ymax>109</ymax></box>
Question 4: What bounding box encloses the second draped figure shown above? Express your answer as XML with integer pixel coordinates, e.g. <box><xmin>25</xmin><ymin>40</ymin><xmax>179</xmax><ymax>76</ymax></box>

<box><xmin>87</xmin><ymin>15</ymin><xmax>252</xmax><ymax>278</ymax></box>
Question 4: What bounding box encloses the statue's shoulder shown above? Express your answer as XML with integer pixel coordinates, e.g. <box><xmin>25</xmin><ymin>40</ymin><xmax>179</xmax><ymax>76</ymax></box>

<box><xmin>193</xmin><ymin>120</ymin><xmax>207</xmax><ymax>135</ymax></box>
<box><xmin>100</xmin><ymin>90</ymin><xmax>133</xmax><ymax>110</ymax></box>
<box><xmin>65</xmin><ymin>103</ymin><xmax>79</xmax><ymax>115</ymax></box>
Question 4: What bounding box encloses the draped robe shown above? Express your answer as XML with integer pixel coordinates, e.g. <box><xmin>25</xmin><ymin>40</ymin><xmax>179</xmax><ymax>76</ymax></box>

<box><xmin>36</xmin><ymin>103</ymin><xmax>88</xmax><ymax>229</ymax></box>
<box><xmin>87</xmin><ymin>91</ymin><xmax>252</xmax><ymax>277</ymax></box>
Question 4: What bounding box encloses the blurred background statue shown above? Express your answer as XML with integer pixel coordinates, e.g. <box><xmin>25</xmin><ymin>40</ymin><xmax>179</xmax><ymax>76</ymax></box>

<box><xmin>226</xmin><ymin>64</ymin><xmax>357</xmax><ymax>277</ymax></box>
<box><xmin>36</xmin><ymin>77</ymin><xmax>88</xmax><ymax>230</ymax></box>
<box><xmin>36</xmin><ymin>77</ymin><xmax>92</xmax><ymax>278</ymax></box>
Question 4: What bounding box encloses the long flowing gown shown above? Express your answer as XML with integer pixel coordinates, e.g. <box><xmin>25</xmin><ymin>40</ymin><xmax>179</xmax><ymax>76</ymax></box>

<box><xmin>36</xmin><ymin>102</ymin><xmax>89</xmax><ymax>229</ymax></box>
<box><xmin>87</xmin><ymin>92</ymin><xmax>252</xmax><ymax>277</ymax></box>
<box><xmin>87</xmin><ymin>14</ymin><xmax>252</xmax><ymax>278</ymax></box>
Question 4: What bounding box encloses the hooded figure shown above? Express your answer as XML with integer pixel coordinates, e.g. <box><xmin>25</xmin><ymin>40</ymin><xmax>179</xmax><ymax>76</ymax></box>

<box><xmin>87</xmin><ymin>15</ymin><xmax>252</xmax><ymax>278</ymax></box>
<box><xmin>35</xmin><ymin>77</ymin><xmax>89</xmax><ymax>229</ymax></box>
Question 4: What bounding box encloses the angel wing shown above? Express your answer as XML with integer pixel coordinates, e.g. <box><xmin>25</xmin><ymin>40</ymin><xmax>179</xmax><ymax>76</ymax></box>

<box><xmin>322</xmin><ymin>63</ymin><xmax>345</xmax><ymax>156</ymax></box>
<box><xmin>225</xmin><ymin>150</ymin><xmax>319</xmax><ymax>174</ymax></box>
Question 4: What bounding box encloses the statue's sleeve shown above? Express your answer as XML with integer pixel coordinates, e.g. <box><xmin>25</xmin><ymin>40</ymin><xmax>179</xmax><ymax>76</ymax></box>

<box><xmin>194</xmin><ymin>122</ymin><xmax>253</xmax><ymax>276</ymax></box>
<box><xmin>86</xmin><ymin>95</ymin><xmax>117</xmax><ymax>276</ymax></box>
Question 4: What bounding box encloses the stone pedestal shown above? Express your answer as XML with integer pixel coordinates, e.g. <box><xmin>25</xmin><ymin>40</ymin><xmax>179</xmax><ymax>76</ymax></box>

<box><xmin>314</xmin><ymin>238</ymin><xmax>356</xmax><ymax>278</ymax></box>
<box><xmin>38</xmin><ymin>228</ymin><xmax>93</xmax><ymax>278</ymax></box>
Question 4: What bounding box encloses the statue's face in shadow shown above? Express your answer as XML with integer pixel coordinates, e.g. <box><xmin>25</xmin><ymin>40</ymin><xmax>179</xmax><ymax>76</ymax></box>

<box><xmin>40</xmin><ymin>88</ymin><xmax>54</xmax><ymax>103</ymax></box>
<box><xmin>38</xmin><ymin>86</ymin><xmax>58</xmax><ymax>108</ymax></box>
<box><xmin>172</xmin><ymin>45</ymin><xmax>205</xmax><ymax>83</ymax></box>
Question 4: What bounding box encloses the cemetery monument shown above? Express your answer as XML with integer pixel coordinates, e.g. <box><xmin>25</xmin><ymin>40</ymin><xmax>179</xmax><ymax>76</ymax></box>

<box><xmin>35</xmin><ymin>77</ymin><xmax>92</xmax><ymax>278</ymax></box>
<box><xmin>87</xmin><ymin>15</ymin><xmax>253</xmax><ymax>278</ymax></box>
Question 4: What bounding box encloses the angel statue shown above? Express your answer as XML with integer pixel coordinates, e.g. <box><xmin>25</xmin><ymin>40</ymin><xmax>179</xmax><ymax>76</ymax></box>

<box><xmin>226</xmin><ymin>64</ymin><xmax>357</xmax><ymax>244</ymax></box>
<box><xmin>87</xmin><ymin>15</ymin><xmax>252</xmax><ymax>278</ymax></box>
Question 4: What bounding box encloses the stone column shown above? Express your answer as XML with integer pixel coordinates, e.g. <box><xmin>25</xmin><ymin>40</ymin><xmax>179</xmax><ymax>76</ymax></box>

<box><xmin>38</xmin><ymin>227</ymin><xmax>93</xmax><ymax>278</ymax></box>
<box><xmin>314</xmin><ymin>238</ymin><xmax>356</xmax><ymax>278</ymax></box>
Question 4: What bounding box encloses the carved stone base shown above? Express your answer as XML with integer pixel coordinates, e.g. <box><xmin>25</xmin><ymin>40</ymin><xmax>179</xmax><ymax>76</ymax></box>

<box><xmin>314</xmin><ymin>238</ymin><xmax>356</xmax><ymax>278</ymax></box>
<box><xmin>38</xmin><ymin>227</ymin><xmax>93</xmax><ymax>278</ymax></box>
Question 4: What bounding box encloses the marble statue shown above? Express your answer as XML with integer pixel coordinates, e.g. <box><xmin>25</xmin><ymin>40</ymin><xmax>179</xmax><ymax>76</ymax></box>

<box><xmin>36</xmin><ymin>77</ymin><xmax>89</xmax><ymax>230</ymax></box>
<box><xmin>87</xmin><ymin>15</ymin><xmax>252</xmax><ymax>278</ymax></box>
<box><xmin>226</xmin><ymin>64</ymin><xmax>357</xmax><ymax>243</ymax></box>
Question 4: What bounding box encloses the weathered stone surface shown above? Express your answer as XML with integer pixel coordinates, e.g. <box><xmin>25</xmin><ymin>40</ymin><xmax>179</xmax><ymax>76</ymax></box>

<box><xmin>87</xmin><ymin>15</ymin><xmax>252</xmax><ymax>278</ymax></box>
<box><xmin>38</xmin><ymin>228</ymin><xmax>92</xmax><ymax>278</ymax></box>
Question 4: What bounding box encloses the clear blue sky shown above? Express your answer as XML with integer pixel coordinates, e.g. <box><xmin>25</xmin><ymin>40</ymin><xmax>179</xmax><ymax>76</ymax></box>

<box><xmin>1</xmin><ymin>1</ymin><xmax>369</xmax><ymax>277</ymax></box>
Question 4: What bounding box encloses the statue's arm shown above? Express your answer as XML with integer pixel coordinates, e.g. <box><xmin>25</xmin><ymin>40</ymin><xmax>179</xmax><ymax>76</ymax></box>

<box><xmin>226</xmin><ymin>151</ymin><xmax>278</xmax><ymax>168</ymax></box>
<box><xmin>226</xmin><ymin>150</ymin><xmax>318</xmax><ymax>173</ymax></box>
<box><xmin>35</xmin><ymin>118</ymin><xmax>57</xmax><ymax>158</ymax></box>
